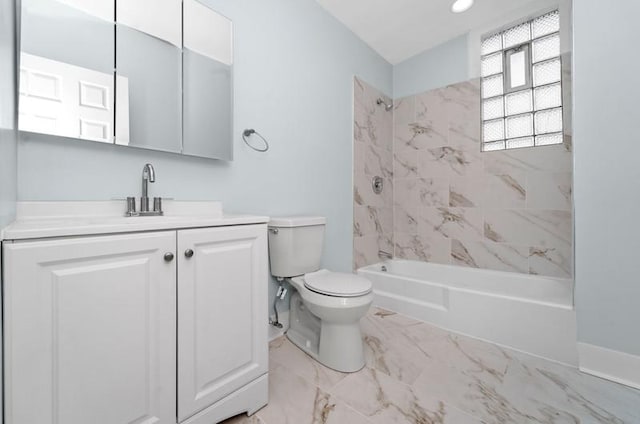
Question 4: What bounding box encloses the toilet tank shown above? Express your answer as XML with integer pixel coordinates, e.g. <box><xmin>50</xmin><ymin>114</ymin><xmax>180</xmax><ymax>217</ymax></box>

<box><xmin>268</xmin><ymin>216</ymin><xmax>326</xmax><ymax>278</ymax></box>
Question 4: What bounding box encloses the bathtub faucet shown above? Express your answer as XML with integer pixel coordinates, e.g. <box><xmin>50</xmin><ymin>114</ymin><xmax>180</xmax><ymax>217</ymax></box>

<box><xmin>378</xmin><ymin>250</ymin><xmax>393</xmax><ymax>260</ymax></box>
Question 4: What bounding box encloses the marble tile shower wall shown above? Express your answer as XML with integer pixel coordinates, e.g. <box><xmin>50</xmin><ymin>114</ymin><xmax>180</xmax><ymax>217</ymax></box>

<box><xmin>353</xmin><ymin>77</ymin><xmax>394</xmax><ymax>269</ymax></box>
<box><xmin>392</xmin><ymin>62</ymin><xmax>573</xmax><ymax>278</ymax></box>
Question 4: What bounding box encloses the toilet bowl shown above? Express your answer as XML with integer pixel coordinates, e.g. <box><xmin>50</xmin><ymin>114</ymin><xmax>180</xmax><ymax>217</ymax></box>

<box><xmin>267</xmin><ymin>217</ymin><xmax>373</xmax><ymax>372</ymax></box>
<box><xmin>287</xmin><ymin>270</ymin><xmax>373</xmax><ymax>372</ymax></box>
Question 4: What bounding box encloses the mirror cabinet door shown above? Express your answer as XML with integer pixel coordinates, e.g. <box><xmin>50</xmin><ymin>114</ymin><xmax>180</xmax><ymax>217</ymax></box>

<box><xmin>19</xmin><ymin>0</ymin><xmax>115</xmax><ymax>143</ymax></box>
<box><xmin>115</xmin><ymin>0</ymin><xmax>183</xmax><ymax>153</ymax></box>
<box><xmin>182</xmin><ymin>0</ymin><xmax>234</xmax><ymax>160</ymax></box>
<box><xmin>18</xmin><ymin>0</ymin><xmax>234</xmax><ymax>160</ymax></box>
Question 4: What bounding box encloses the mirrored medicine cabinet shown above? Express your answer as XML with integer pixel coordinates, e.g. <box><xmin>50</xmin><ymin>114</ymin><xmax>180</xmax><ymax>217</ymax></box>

<box><xmin>18</xmin><ymin>0</ymin><xmax>233</xmax><ymax>160</ymax></box>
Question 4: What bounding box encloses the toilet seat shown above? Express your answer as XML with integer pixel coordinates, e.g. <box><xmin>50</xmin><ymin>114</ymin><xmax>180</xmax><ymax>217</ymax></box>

<box><xmin>303</xmin><ymin>269</ymin><xmax>372</xmax><ymax>297</ymax></box>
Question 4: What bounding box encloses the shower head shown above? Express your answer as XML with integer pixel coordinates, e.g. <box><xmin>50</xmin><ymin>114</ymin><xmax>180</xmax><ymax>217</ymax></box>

<box><xmin>376</xmin><ymin>98</ymin><xmax>393</xmax><ymax>112</ymax></box>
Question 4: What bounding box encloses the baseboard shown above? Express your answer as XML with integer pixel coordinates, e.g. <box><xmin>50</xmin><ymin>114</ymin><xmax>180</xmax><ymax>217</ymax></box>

<box><xmin>578</xmin><ymin>342</ymin><xmax>640</xmax><ymax>390</ymax></box>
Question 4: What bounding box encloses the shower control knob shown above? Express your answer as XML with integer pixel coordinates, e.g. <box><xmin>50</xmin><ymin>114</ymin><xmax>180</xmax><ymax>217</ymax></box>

<box><xmin>164</xmin><ymin>252</ymin><xmax>174</xmax><ymax>262</ymax></box>
<box><xmin>372</xmin><ymin>176</ymin><xmax>384</xmax><ymax>194</ymax></box>
<box><xmin>185</xmin><ymin>249</ymin><xmax>194</xmax><ymax>258</ymax></box>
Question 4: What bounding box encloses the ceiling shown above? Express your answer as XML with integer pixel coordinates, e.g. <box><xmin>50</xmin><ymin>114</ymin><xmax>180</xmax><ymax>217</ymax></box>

<box><xmin>315</xmin><ymin>0</ymin><xmax>546</xmax><ymax>64</ymax></box>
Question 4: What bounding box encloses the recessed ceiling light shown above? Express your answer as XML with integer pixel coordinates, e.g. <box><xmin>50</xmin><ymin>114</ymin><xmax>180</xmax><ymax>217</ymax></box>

<box><xmin>451</xmin><ymin>0</ymin><xmax>474</xmax><ymax>13</ymax></box>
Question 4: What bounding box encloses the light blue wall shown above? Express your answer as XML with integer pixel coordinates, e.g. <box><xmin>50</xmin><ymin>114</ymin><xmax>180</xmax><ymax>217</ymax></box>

<box><xmin>393</xmin><ymin>35</ymin><xmax>469</xmax><ymax>99</ymax></box>
<box><xmin>17</xmin><ymin>0</ymin><xmax>392</xmax><ymax>306</ymax></box>
<box><xmin>0</xmin><ymin>0</ymin><xmax>17</xmax><ymax>230</ymax></box>
<box><xmin>574</xmin><ymin>0</ymin><xmax>640</xmax><ymax>356</ymax></box>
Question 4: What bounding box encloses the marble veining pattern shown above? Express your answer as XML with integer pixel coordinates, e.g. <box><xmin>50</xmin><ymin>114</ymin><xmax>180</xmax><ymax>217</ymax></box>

<box><xmin>392</xmin><ymin>66</ymin><xmax>573</xmax><ymax>278</ymax></box>
<box><xmin>353</xmin><ymin>62</ymin><xmax>573</xmax><ymax>277</ymax></box>
<box><xmin>223</xmin><ymin>308</ymin><xmax>640</xmax><ymax>424</ymax></box>
<box><xmin>353</xmin><ymin>77</ymin><xmax>394</xmax><ymax>269</ymax></box>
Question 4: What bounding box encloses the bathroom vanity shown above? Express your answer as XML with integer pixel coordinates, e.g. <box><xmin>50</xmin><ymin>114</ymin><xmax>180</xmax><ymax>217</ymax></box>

<box><xmin>1</xmin><ymin>201</ymin><xmax>269</xmax><ymax>424</ymax></box>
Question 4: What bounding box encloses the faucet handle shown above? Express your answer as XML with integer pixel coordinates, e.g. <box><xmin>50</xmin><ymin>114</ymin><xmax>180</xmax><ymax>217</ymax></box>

<box><xmin>126</xmin><ymin>197</ymin><xmax>137</xmax><ymax>216</ymax></box>
<box><xmin>153</xmin><ymin>197</ymin><xmax>163</xmax><ymax>214</ymax></box>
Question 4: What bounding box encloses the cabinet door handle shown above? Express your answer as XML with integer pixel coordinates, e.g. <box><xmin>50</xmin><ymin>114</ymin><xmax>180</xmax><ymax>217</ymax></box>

<box><xmin>164</xmin><ymin>252</ymin><xmax>175</xmax><ymax>262</ymax></box>
<box><xmin>185</xmin><ymin>249</ymin><xmax>194</xmax><ymax>258</ymax></box>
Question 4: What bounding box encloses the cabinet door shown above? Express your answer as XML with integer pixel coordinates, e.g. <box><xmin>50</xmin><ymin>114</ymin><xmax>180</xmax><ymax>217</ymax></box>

<box><xmin>3</xmin><ymin>232</ymin><xmax>177</xmax><ymax>424</ymax></box>
<box><xmin>177</xmin><ymin>225</ymin><xmax>268</xmax><ymax>421</ymax></box>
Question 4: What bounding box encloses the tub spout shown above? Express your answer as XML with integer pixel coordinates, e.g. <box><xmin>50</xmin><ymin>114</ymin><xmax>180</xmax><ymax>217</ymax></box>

<box><xmin>378</xmin><ymin>250</ymin><xmax>393</xmax><ymax>260</ymax></box>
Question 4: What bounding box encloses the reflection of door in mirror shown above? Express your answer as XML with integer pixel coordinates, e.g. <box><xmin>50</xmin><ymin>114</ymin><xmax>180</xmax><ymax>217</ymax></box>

<box><xmin>115</xmin><ymin>0</ymin><xmax>183</xmax><ymax>153</ymax></box>
<box><xmin>183</xmin><ymin>0</ymin><xmax>234</xmax><ymax>160</ymax></box>
<box><xmin>19</xmin><ymin>0</ymin><xmax>116</xmax><ymax>143</ymax></box>
<box><xmin>20</xmin><ymin>53</ymin><xmax>115</xmax><ymax>143</ymax></box>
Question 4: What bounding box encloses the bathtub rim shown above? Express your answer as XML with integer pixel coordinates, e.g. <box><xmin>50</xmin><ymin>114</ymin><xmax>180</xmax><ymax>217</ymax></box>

<box><xmin>358</xmin><ymin>259</ymin><xmax>574</xmax><ymax>310</ymax></box>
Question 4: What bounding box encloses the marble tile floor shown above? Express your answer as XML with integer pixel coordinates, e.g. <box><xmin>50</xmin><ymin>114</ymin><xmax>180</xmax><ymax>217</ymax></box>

<box><xmin>222</xmin><ymin>308</ymin><xmax>640</xmax><ymax>424</ymax></box>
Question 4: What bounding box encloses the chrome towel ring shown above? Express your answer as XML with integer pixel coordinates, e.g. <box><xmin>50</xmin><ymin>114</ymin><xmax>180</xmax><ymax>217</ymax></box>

<box><xmin>242</xmin><ymin>129</ymin><xmax>269</xmax><ymax>152</ymax></box>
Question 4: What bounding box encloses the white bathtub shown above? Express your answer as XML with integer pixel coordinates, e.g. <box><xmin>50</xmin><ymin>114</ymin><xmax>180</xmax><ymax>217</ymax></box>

<box><xmin>358</xmin><ymin>260</ymin><xmax>578</xmax><ymax>365</ymax></box>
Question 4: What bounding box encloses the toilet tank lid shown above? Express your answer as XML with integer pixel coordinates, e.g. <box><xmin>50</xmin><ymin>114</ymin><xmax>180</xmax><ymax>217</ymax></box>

<box><xmin>269</xmin><ymin>216</ymin><xmax>326</xmax><ymax>227</ymax></box>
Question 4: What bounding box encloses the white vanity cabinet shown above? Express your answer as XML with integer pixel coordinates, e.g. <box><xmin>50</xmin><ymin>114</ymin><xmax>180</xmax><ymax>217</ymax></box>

<box><xmin>3</xmin><ymin>231</ymin><xmax>178</xmax><ymax>424</ymax></box>
<box><xmin>177</xmin><ymin>226</ymin><xmax>268</xmax><ymax>422</ymax></box>
<box><xmin>2</xmin><ymin>213</ymin><xmax>269</xmax><ymax>424</ymax></box>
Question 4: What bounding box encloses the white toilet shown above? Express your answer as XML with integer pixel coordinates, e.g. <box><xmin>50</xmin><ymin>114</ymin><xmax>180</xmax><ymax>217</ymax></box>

<box><xmin>268</xmin><ymin>216</ymin><xmax>373</xmax><ymax>372</ymax></box>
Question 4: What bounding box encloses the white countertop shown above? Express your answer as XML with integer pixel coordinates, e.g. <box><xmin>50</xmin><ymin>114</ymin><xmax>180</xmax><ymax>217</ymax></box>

<box><xmin>3</xmin><ymin>201</ymin><xmax>269</xmax><ymax>240</ymax></box>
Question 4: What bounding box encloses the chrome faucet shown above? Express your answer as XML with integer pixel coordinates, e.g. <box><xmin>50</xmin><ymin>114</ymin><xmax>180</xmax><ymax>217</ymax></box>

<box><xmin>141</xmin><ymin>163</ymin><xmax>156</xmax><ymax>212</ymax></box>
<box><xmin>125</xmin><ymin>163</ymin><xmax>163</xmax><ymax>217</ymax></box>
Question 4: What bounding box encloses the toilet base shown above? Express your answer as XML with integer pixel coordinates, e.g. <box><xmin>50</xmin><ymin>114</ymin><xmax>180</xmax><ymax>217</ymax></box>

<box><xmin>287</xmin><ymin>292</ymin><xmax>321</xmax><ymax>358</ymax></box>
<box><xmin>318</xmin><ymin>321</ymin><xmax>366</xmax><ymax>372</ymax></box>
<box><xmin>286</xmin><ymin>292</ymin><xmax>366</xmax><ymax>373</ymax></box>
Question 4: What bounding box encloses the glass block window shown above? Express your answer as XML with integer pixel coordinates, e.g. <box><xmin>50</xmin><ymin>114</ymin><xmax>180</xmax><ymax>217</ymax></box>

<box><xmin>481</xmin><ymin>10</ymin><xmax>562</xmax><ymax>151</ymax></box>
